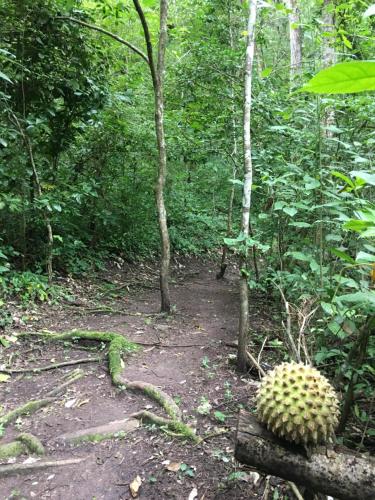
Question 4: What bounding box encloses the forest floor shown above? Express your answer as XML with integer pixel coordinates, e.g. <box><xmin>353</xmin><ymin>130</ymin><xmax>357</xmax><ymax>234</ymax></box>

<box><xmin>0</xmin><ymin>257</ymin><xmax>290</xmax><ymax>500</ymax></box>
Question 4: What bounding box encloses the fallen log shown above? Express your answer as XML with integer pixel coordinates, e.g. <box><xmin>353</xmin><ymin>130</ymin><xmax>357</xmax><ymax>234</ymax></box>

<box><xmin>235</xmin><ymin>410</ymin><xmax>375</xmax><ymax>500</ymax></box>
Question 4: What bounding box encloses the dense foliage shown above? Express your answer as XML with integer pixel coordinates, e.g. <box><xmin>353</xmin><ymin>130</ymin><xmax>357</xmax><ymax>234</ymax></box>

<box><xmin>1</xmin><ymin>0</ymin><xmax>374</xmax><ymax>446</ymax></box>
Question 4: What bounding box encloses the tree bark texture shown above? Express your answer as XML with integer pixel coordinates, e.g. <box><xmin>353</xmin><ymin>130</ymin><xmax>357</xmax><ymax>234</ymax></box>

<box><xmin>235</xmin><ymin>410</ymin><xmax>375</xmax><ymax>500</ymax></box>
<box><xmin>133</xmin><ymin>0</ymin><xmax>171</xmax><ymax>313</ymax></box>
<box><xmin>285</xmin><ymin>0</ymin><xmax>302</xmax><ymax>82</ymax></box>
<box><xmin>218</xmin><ymin>7</ymin><xmax>239</xmax><ymax>280</ymax></box>
<box><xmin>321</xmin><ymin>0</ymin><xmax>336</xmax><ymax>136</ymax></box>
<box><xmin>238</xmin><ymin>0</ymin><xmax>258</xmax><ymax>372</ymax></box>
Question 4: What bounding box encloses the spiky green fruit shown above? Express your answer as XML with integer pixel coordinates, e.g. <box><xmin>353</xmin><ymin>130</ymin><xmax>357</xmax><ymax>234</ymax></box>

<box><xmin>256</xmin><ymin>362</ymin><xmax>339</xmax><ymax>445</ymax></box>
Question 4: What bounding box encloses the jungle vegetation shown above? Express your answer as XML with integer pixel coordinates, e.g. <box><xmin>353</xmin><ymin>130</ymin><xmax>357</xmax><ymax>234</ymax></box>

<box><xmin>0</xmin><ymin>0</ymin><xmax>374</xmax><ymax>448</ymax></box>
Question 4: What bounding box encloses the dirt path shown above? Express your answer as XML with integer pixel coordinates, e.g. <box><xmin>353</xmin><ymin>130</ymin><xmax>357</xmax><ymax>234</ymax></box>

<box><xmin>1</xmin><ymin>258</ymin><xmax>283</xmax><ymax>500</ymax></box>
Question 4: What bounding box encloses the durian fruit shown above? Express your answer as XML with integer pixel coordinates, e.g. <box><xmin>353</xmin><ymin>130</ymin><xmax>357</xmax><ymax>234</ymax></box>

<box><xmin>256</xmin><ymin>362</ymin><xmax>339</xmax><ymax>445</ymax></box>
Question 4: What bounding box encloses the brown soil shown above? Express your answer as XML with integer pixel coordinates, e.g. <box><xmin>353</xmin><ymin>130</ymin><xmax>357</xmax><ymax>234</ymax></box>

<box><xmin>0</xmin><ymin>257</ymin><xmax>289</xmax><ymax>500</ymax></box>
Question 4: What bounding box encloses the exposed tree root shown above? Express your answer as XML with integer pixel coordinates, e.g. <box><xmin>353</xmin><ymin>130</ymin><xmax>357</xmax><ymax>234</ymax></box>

<box><xmin>0</xmin><ymin>457</ymin><xmax>87</xmax><ymax>477</ymax></box>
<box><xmin>0</xmin><ymin>398</ymin><xmax>56</xmax><ymax>428</ymax></box>
<box><xmin>17</xmin><ymin>330</ymin><xmax>196</xmax><ymax>442</ymax></box>
<box><xmin>0</xmin><ymin>433</ymin><xmax>44</xmax><ymax>460</ymax></box>
<box><xmin>1</xmin><ymin>356</ymin><xmax>103</xmax><ymax>374</ymax></box>
<box><xmin>116</xmin><ymin>377</ymin><xmax>182</xmax><ymax>420</ymax></box>
<box><xmin>196</xmin><ymin>428</ymin><xmax>229</xmax><ymax>444</ymax></box>
<box><xmin>56</xmin><ymin>418</ymin><xmax>139</xmax><ymax>445</ymax></box>
<box><xmin>130</xmin><ymin>411</ymin><xmax>198</xmax><ymax>442</ymax></box>
<box><xmin>0</xmin><ymin>369</ymin><xmax>84</xmax><ymax>427</ymax></box>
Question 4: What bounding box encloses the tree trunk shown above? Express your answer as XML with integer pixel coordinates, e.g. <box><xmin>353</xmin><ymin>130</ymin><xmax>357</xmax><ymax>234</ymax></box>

<box><xmin>322</xmin><ymin>0</ymin><xmax>336</xmax><ymax>136</ymax></box>
<box><xmin>133</xmin><ymin>0</ymin><xmax>171</xmax><ymax>313</ymax></box>
<box><xmin>9</xmin><ymin>112</ymin><xmax>54</xmax><ymax>282</ymax></box>
<box><xmin>285</xmin><ymin>0</ymin><xmax>302</xmax><ymax>83</ymax></box>
<box><xmin>237</xmin><ymin>0</ymin><xmax>258</xmax><ymax>372</ymax></box>
<box><xmin>235</xmin><ymin>410</ymin><xmax>375</xmax><ymax>500</ymax></box>
<box><xmin>60</xmin><ymin>9</ymin><xmax>171</xmax><ymax>312</ymax></box>
<box><xmin>218</xmin><ymin>6</ymin><xmax>239</xmax><ymax>281</ymax></box>
<box><xmin>155</xmin><ymin>0</ymin><xmax>171</xmax><ymax>313</ymax></box>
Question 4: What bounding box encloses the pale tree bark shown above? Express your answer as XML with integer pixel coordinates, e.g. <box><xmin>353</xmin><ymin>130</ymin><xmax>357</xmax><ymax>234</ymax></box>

<box><xmin>133</xmin><ymin>0</ymin><xmax>171</xmax><ymax>313</ymax></box>
<box><xmin>284</xmin><ymin>0</ymin><xmax>302</xmax><ymax>83</ymax></box>
<box><xmin>321</xmin><ymin>0</ymin><xmax>336</xmax><ymax>136</ymax></box>
<box><xmin>317</xmin><ymin>1</ymin><xmax>337</xmax><ymax>282</ymax></box>
<box><xmin>217</xmin><ymin>5</ymin><xmax>239</xmax><ymax>280</ymax></box>
<box><xmin>238</xmin><ymin>0</ymin><xmax>258</xmax><ymax>372</ymax></box>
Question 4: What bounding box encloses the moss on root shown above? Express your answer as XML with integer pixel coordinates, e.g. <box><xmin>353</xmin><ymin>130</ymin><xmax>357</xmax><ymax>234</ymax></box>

<box><xmin>70</xmin><ymin>430</ymin><xmax>127</xmax><ymax>445</ymax></box>
<box><xmin>0</xmin><ymin>434</ymin><xmax>44</xmax><ymax>460</ymax></box>
<box><xmin>141</xmin><ymin>385</ymin><xmax>180</xmax><ymax>421</ymax></box>
<box><xmin>23</xmin><ymin>330</ymin><xmax>139</xmax><ymax>386</ymax></box>
<box><xmin>133</xmin><ymin>411</ymin><xmax>199</xmax><ymax>443</ymax></box>
<box><xmin>108</xmin><ymin>335</ymin><xmax>136</xmax><ymax>385</ymax></box>
<box><xmin>0</xmin><ymin>399</ymin><xmax>55</xmax><ymax>427</ymax></box>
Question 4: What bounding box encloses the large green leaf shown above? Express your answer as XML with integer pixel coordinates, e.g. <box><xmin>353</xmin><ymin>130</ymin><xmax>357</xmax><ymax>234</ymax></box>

<box><xmin>0</xmin><ymin>70</ymin><xmax>12</xmax><ymax>84</ymax></box>
<box><xmin>364</xmin><ymin>5</ymin><xmax>375</xmax><ymax>17</ymax></box>
<box><xmin>300</xmin><ymin>61</ymin><xmax>375</xmax><ymax>94</ymax></box>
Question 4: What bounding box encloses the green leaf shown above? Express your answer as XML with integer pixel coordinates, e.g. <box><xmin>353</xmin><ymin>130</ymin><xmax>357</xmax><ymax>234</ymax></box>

<box><xmin>0</xmin><ymin>373</ymin><xmax>10</xmax><ymax>383</ymax></box>
<box><xmin>361</xmin><ymin>227</ymin><xmax>375</xmax><ymax>238</ymax></box>
<box><xmin>228</xmin><ymin>179</ymin><xmax>243</xmax><ymax>186</ymax></box>
<box><xmin>300</xmin><ymin>61</ymin><xmax>375</xmax><ymax>94</ymax></box>
<box><xmin>286</xmin><ymin>251</ymin><xmax>311</xmax><ymax>262</ymax></box>
<box><xmin>0</xmin><ymin>70</ymin><xmax>12</xmax><ymax>84</ymax></box>
<box><xmin>355</xmin><ymin>251</ymin><xmax>375</xmax><ymax>263</ymax></box>
<box><xmin>224</xmin><ymin>234</ymin><xmax>245</xmax><ymax>246</ymax></box>
<box><xmin>214</xmin><ymin>411</ymin><xmax>227</xmax><ymax>423</ymax></box>
<box><xmin>337</xmin><ymin>291</ymin><xmax>375</xmax><ymax>307</ymax></box>
<box><xmin>274</xmin><ymin>201</ymin><xmax>285</xmax><ymax>210</ymax></box>
<box><xmin>260</xmin><ymin>67</ymin><xmax>272</xmax><ymax>78</ymax></box>
<box><xmin>321</xmin><ymin>302</ymin><xmax>335</xmax><ymax>315</ymax></box>
<box><xmin>330</xmin><ymin>248</ymin><xmax>355</xmax><ymax>264</ymax></box>
<box><xmin>309</xmin><ymin>259</ymin><xmax>320</xmax><ymax>273</ymax></box>
<box><xmin>327</xmin><ymin>320</ymin><xmax>342</xmax><ymax>335</ymax></box>
<box><xmin>283</xmin><ymin>207</ymin><xmax>298</xmax><ymax>217</ymax></box>
<box><xmin>364</xmin><ymin>5</ymin><xmax>375</xmax><ymax>17</ymax></box>
<box><xmin>331</xmin><ymin>171</ymin><xmax>355</xmax><ymax>188</ymax></box>
<box><xmin>350</xmin><ymin>170</ymin><xmax>375</xmax><ymax>186</ymax></box>
<box><xmin>341</xmin><ymin>34</ymin><xmax>352</xmax><ymax>49</ymax></box>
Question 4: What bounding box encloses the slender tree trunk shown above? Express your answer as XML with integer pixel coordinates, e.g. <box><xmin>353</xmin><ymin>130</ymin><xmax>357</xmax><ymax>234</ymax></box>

<box><xmin>285</xmin><ymin>0</ymin><xmax>302</xmax><ymax>83</ymax></box>
<box><xmin>155</xmin><ymin>0</ymin><xmax>170</xmax><ymax>313</ymax></box>
<box><xmin>133</xmin><ymin>0</ymin><xmax>171</xmax><ymax>313</ymax></box>
<box><xmin>237</xmin><ymin>0</ymin><xmax>258</xmax><ymax>372</ymax></box>
<box><xmin>322</xmin><ymin>0</ymin><xmax>336</xmax><ymax>136</ymax></box>
<box><xmin>9</xmin><ymin>112</ymin><xmax>54</xmax><ymax>282</ymax></box>
<box><xmin>318</xmin><ymin>1</ymin><xmax>337</xmax><ymax>286</ymax></box>
<box><xmin>218</xmin><ymin>7</ymin><xmax>239</xmax><ymax>280</ymax></box>
<box><xmin>60</xmin><ymin>8</ymin><xmax>172</xmax><ymax>312</ymax></box>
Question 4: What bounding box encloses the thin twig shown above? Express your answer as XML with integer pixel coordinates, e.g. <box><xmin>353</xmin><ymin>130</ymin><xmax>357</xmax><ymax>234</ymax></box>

<box><xmin>56</xmin><ymin>16</ymin><xmax>148</xmax><ymax>63</ymax></box>
<box><xmin>274</xmin><ymin>283</ymin><xmax>300</xmax><ymax>362</ymax></box>
<box><xmin>287</xmin><ymin>481</ymin><xmax>304</xmax><ymax>500</ymax></box>
<box><xmin>246</xmin><ymin>350</ymin><xmax>266</xmax><ymax>377</ymax></box>
<box><xmin>257</xmin><ymin>336</ymin><xmax>268</xmax><ymax>378</ymax></box>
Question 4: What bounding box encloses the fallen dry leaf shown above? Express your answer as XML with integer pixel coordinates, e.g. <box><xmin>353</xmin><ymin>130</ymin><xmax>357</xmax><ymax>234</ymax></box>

<box><xmin>64</xmin><ymin>398</ymin><xmax>77</xmax><ymax>408</ymax></box>
<box><xmin>76</xmin><ymin>399</ymin><xmax>90</xmax><ymax>407</ymax></box>
<box><xmin>166</xmin><ymin>462</ymin><xmax>181</xmax><ymax>472</ymax></box>
<box><xmin>188</xmin><ymin>487</ymin><xmax>198</xmax><ymax>500</ymax></box>
<box><xmin>129</xmin><ymin>475</ymin><xmax>142</xmax><ymax>498</ymax></box>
